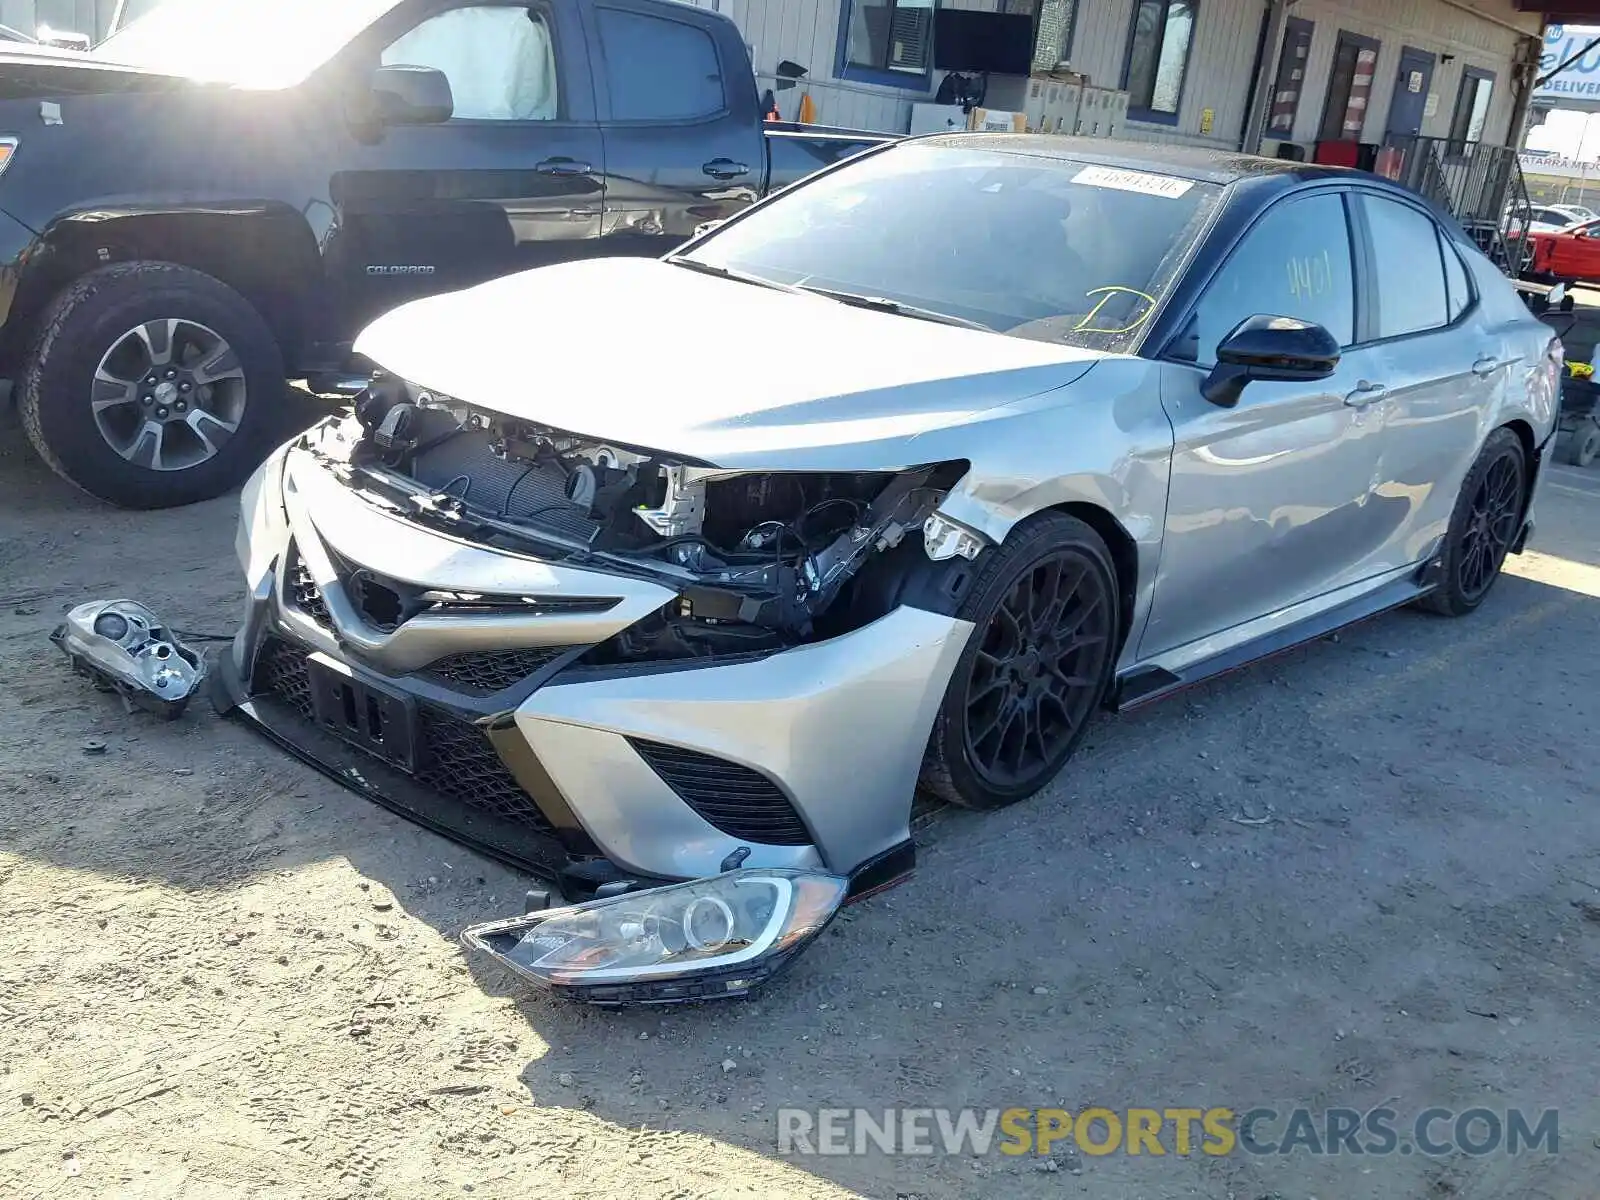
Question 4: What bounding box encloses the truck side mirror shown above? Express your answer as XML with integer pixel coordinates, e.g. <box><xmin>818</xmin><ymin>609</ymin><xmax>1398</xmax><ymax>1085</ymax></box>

<box><xmin>371</xmin><ymin>64</ymin><xmax>454</xmax><ymax>125</ymax></box>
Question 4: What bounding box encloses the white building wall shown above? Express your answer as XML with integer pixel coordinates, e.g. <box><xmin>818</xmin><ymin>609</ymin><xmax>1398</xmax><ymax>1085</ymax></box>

<box><xmin>1</xmin><ymin>0</ymin><xmax>118</xmax><ymax>38</ymax></box>
<box><xmin>1275</xmin><ymin>0</ymin><xmax>1533</xmax><ymax>148</ymax></box>
<box><xmin>698</xmin><ymin>0</ymin><xmax>1539</xmax><ymax>150</ymax></box>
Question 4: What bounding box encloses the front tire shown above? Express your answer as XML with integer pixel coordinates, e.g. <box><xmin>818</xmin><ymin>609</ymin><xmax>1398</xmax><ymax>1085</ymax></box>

<box><xmin>920</xmin><ymin>512</ymin><xmax>1119</xmax><ymax>810</ymax></box>
<box><xmin>1417</xmin><ymin>427</ymin><xmax>1525</xmax><ymax>617</ymax></box>
<box><xmin>19</xmin><ymin>261</ymin><xmax>285</xmax><ymax>509</ymax></box>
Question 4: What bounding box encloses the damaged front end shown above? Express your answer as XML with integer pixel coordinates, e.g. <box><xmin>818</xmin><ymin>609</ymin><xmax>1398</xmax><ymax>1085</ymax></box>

<box><xmin>339</xmin><ymin>375</ymin><xmax>981</xmax><ymax>657</ymax></box>
<box><xmin>221</xmin><ymin>374</ymin><xmax>989</xmax><ymax>1005</ymax></box>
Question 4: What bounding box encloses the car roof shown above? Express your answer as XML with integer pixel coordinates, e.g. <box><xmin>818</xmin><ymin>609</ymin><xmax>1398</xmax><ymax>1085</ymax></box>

<box><xmin>911</xmin><ymin>132</ymin><xmax>1358</xmax><ymax>186</ymax></box>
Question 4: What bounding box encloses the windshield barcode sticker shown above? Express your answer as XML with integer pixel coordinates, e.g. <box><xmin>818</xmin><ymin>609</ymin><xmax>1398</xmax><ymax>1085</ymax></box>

<box><xmin>1073</xmin><ymin>166</ymin><xmax>1193</xmax><ymax>198</ymax></box>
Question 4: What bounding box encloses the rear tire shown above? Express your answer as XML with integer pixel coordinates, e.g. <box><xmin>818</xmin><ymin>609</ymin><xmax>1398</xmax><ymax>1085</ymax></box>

<box><xmin>19</xmin><ymin>261</ymin><xmax>284</xmax><ymax>509</ymax></box>
<box><xmin>919</xmin><ymin>512</ymin><xmax>1119</xmax><ymax>810</ymax></box>
<box><xmin>1417</xmin><ymin>428</ymin><xmax>1525</xmax><ymax>617</ymax></box>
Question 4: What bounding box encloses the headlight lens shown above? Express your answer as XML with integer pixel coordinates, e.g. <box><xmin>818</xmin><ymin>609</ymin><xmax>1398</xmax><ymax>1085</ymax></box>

<box><xmin>461</xmin><ymin>869</ymin><xmax>847</xmax><ymax>1006</ymax></box>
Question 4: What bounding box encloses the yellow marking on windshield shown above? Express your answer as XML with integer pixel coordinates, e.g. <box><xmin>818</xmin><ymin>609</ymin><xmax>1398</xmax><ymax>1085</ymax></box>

<box><xmin>1072</xmin><ymin>286</ymin><xmax>1157</xmax><ymax>335</ymax></box>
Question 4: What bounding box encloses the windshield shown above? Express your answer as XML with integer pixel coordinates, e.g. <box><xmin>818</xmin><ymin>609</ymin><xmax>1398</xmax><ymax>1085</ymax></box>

<box><xmin>680</xmin><ymin>143</ymin><xmax>1221</xmax><ymax>350</ymax></box>
<box><xmin>96</xmin><ymin>0</ymin><xmax>402</xmax><ymax>86</ymax></box>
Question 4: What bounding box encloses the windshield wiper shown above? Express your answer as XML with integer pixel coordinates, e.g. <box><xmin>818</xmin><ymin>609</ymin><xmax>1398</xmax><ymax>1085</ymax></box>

<box><xmin>794</xmin><ymin>287</ymin><xmax>993</xmax><ymax>331</ymax></box>
<box><xmin>665</xmin><ymin>257</ymin><xmax>801</xmax><ymax>293</ymax></box>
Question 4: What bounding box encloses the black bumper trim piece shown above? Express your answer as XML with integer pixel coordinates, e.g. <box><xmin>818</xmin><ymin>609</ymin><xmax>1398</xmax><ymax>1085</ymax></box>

<box><xmin>214</xmin><ymin>648</ymin><xmax>581</xmax><ymax>887</ymax></box>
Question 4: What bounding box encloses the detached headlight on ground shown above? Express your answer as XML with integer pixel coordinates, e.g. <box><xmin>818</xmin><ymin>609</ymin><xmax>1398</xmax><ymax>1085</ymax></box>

<box><xmin>460</xmin><ymin>869</ymin><xmax>848</xmax><ymax>1006</ymax></box>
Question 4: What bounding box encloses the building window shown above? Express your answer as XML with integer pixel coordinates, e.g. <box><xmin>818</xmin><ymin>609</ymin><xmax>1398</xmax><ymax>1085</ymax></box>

<box><xmin>837</xmin><ymin>0</ymin><xmax>935</xmax><ymax>87</ymax></box>
<box><xmin>1318</xmin><ymin>31</ymin><xmax>1380</xmax><ymax>142</ymax></box>
<box><xmin>1123</xmin><ymin>0</ymin><xmax>1196</xmax><ymax>123</ymax></box>
<box><xmin>1266</xmin><ymin>17</ymin><xmax>1313</xmax><ymax>138</ymax></box>
<box><xmin>1450</xmin><ymin>68</ymin><xmax>1494</xmax><ymax>144</ymax></box>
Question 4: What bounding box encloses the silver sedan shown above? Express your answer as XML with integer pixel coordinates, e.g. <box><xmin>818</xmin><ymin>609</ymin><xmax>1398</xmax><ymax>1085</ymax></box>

<box><xmin>218</xmin><ymin>135</ymin><xmax>1562</xmax><ymax>1001</ymax></box>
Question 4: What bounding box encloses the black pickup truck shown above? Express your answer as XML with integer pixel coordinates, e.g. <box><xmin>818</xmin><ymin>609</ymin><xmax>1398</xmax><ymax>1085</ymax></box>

<box><xmin>0</xmin><ymin>0</ymin><xmax>889</xmax><ymax>508</ymax></box>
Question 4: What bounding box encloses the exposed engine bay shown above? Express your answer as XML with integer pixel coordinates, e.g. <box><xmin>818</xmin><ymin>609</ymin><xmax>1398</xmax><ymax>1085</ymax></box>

<box><xmin>303</xmin><ymin>377</ymin><xmax>978</xmax><ymax>661</ymax></box>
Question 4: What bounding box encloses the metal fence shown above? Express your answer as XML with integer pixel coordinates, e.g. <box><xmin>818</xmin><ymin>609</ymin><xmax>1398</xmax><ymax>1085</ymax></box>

<box><xmin>1376</xmin><ymin>134</ymin><xmax>1532</xmax><ymax>276</ymax></box>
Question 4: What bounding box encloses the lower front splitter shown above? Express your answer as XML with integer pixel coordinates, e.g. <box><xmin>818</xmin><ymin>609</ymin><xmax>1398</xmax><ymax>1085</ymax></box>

<box><xmin>212</xmin><ymin>653</ymin><xmax>661</xmax><ymax>901</ymax></box>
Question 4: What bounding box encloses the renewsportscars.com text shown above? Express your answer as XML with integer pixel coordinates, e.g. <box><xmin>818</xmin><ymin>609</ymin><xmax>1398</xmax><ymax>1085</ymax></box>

<box><xmin>776</xmin><ymin>1106</ymin><xmax>1559</xmax><ymax>1158</ymax></box>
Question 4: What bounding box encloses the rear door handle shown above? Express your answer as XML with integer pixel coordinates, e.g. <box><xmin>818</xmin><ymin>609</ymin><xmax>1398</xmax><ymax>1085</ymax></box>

<box><xmin>535</xmin><ymin>157</ymin><xmax>593</xmax><ymax>177</ymax></box>
<box><xmin>1472</xmin><ymin>354</ymin><xmax>1514</xmax><ymax>377</ymax></box>
<box><xmin>702</xmin><ymin>158</ymin><xmax>750</xmax><ymax>180</ymax></box>
<box><xmin>1344</xmin><ymin>381</ymin><xmax>1388</xmax><ymax>407</ymax></box>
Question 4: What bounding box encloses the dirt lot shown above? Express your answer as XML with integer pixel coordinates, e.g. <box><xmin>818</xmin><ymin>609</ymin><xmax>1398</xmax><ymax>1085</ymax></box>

<box><xmin>3</xmin><ymin>400</ymin><xmax>1600</xmax><ymax>1200</ymax></box>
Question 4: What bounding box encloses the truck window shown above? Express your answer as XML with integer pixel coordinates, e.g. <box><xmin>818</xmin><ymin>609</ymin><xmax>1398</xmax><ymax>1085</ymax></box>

<box><xmin>595</xmin><ymin>8</ymin><xmax>725</xmax><ymax>121</ymax></box>
<box><xmin>382</xmin><ymin>6</ymin><xmax>559</xmax><ymax>121</ymax></box>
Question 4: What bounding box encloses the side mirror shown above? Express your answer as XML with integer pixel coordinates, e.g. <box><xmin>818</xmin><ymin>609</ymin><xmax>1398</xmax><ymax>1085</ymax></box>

<box><xmin>371</xmin><ymin>64</ymin><xmax>454</xmax><ymax>125</ymax></box>
<box><xmin>1201</xmin><ymin>314</ymin><xmax>1341</xmax><ymax>408</ymax></box>
<box><xmin>1547</xmin><ymin>282</ymin><xmax>1569</xmax><ymax>309</ymax></box>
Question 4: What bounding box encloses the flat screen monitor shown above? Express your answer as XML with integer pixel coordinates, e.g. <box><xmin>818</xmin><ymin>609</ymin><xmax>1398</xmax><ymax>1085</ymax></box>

<box><xmin>932</xmin><ymin>10</ymin><xmax>1034</xmax><ymax>76</ymax></box>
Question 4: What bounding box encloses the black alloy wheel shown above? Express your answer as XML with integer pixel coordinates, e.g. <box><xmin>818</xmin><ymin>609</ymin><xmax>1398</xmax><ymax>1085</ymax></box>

<box><xmin>1457</xmin><ymin>448</ymin><xmax>1523</xmax><ymax>603</ymax></box>
<box><xmin>921</xmin><ymin>512</ymin><xmax>1119</xmax><ymax>809</ymax></box>
<box><xmin>1418</xmin><ymin>427</ymin><xmax>1526</xmax><ymax>617</ymax></box>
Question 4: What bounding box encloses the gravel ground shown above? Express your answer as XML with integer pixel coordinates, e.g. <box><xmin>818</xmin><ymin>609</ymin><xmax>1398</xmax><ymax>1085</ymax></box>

<box><xmin>2</xmin><ymin>403</ymin><xmax>1599</xmax><ymax>1200</ymax></box>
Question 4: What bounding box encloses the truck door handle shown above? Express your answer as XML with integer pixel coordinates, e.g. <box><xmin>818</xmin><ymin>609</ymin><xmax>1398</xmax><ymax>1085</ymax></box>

<box><xmin>535</xmin><ymin>158</ymin><xmax>592</xmax><ymax>177</ymax></box>
<box><xmin>1344</xmin><ymin>381</ymin><xmax>1388</xmax><ymax>407</ymax></box>
<box><xmin>702</xmin><ymin>158</ymin><xmax>750</xmax><ymax>180</ymax></box>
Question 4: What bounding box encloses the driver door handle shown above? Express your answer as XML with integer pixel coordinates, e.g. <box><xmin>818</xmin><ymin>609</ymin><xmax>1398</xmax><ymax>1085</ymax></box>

<box><xmin>1344</xmin><ymin>381</ymin><xmax>1388</xmax><ymax>407</ymax></box>
<box><xmin>702</xmin><ymin>158</ymin><xmax>750</xmax><ymax>180</ymax></box>
<box><xmin>535</xmin><ymin>157</ymin><xmax>593</xmax><ymax>177</ymax></box>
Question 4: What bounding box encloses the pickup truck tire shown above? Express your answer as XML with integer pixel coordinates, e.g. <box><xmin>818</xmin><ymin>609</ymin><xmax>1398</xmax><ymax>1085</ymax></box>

<box><xmin>20</xmin><ymin>261</ymin><xmax>284</xmax><ymax>509</ymax></box>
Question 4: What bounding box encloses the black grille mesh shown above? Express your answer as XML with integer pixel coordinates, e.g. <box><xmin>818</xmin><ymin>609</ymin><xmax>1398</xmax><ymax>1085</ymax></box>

<box><xmin>424</xmin><ymin>648</ymin><xmax>565</xmax><ymax>695</ymax></box>
<box><xmin>251</xmin><ymin>639</ymin><xmax>552</xmax><ymax>835</ymax></box>
<box><xmin>628</xmin><ymin>739</ymin><xmax>811</xmax><ymax>846</ymax></box>
<box><xmin>286</xmin><ymin>550</ymin><xmax>332</xmax><ymax>628</ymax></box>
<box><xmin>254</xmin><ymin>638</ymin><xmax>315</xmax><ymax>721</ymax></box>
<box><xmin>412</xmin><ymin>705</ymin><xmax>553</xmax><ymax>831</ymax></box>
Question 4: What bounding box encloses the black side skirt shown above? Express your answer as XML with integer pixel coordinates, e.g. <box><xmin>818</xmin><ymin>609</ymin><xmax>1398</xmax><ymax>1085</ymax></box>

<box><xmin>1111</xmin><ymin>569</ymin><xmax>1435</xmax><ymax>712</ymax></box>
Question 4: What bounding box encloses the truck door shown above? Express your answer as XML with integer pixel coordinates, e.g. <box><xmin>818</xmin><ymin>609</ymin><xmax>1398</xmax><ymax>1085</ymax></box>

<box><xmin>328</xmin><ymin>0</ymin><xmax>605</xmax><ymax>342</ymax></box>
<box><xmin>584</xmin><ymin>0</ymin><xmax>765</xmax><ymax>257</ymax></box>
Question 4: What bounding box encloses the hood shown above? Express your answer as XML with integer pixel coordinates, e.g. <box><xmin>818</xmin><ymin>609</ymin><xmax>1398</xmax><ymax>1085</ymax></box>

<box><xmin>0</xmin><ymin>46</ymin><xmax>188</xmax><ymax>96</ymax></box>
<box><xmin>353</xmin><ymin>257</ymin><xmax>1104</xmax><ymax>469</ymax></box>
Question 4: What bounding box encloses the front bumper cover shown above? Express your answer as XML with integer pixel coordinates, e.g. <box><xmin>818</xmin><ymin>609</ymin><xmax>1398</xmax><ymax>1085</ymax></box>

<box><xmin>216</xmin><ymin>443</ymin><xmax>971</xmax><ymax>902</ymax></box>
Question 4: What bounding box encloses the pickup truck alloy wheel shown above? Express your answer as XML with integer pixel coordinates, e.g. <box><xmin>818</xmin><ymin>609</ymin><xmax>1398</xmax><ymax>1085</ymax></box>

<box><xmin>20</xmin><ymin>261</ymin><xmax>284</xmax><ymax>509</ymax></box>
<box><xmin>91</xmin><ymin>318</ymin><xmax>246</xmax><ymax>471</ymax></box>
<box><xmin>920</xmin><ymin>512</ymin><xmax>1118</xmax><ymax>810</ymax></box>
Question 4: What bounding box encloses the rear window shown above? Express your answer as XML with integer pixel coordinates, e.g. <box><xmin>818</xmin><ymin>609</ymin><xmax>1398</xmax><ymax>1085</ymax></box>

<box><xmin>682</xmin><ymin>143</ymin><xmax>1221</xmax><ymax>351</ymax></box>
<box><xmin>596</xmin><ymin>8</ymin><xmax>725</xmax><ymax>121</ymax></box>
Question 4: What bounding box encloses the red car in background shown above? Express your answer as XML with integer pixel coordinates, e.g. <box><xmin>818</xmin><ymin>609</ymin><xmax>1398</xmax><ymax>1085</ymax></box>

<box><xmin>1526</xmin><ymin>217</ymin><xmax>1600</xmax><ymax>284</ymax></box>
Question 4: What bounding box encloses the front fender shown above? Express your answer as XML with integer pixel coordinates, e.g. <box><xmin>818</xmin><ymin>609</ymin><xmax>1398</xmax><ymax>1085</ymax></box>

<box><xmin>931</xmin><ymin>358</ymin><xmax>1174</xmax><ymax>665</ymax></box>
<box><xmin>10</xmin><ymin>200</ymin><xmax>324</xmax><ymax>367</ymax></box>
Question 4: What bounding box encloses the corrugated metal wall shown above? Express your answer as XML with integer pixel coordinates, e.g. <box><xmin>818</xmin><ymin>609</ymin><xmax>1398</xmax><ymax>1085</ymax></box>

<box><xmin>694</xmin><ymin>0</ymin><xmax>1536</xmax><ymax>151</ymax></box>
<box><xmin>686</xmin><ymin>0</ymin><xmax>1005</xmax><ymax>132</ymax></box>
<box><xmin>0</xmin><ymin>0</ymin><xmax>118</xmax><ymax>38</ymax></box>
